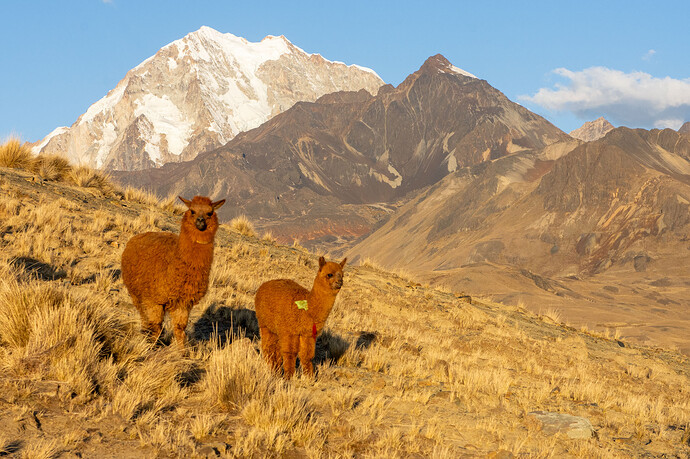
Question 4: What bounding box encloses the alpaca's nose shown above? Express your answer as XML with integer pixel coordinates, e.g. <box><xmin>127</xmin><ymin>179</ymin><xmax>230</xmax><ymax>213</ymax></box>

<box><xmin>195</xmin><ymin>217</ymin><xmax>207</xmax><ymax>231</ymax></box>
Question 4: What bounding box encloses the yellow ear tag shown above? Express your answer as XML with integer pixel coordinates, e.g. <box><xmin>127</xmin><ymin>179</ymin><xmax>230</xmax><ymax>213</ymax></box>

<box><xmin>295</xmin><ymin>300</ymin><xmax>308</xmax><ymax>310</ymax></box>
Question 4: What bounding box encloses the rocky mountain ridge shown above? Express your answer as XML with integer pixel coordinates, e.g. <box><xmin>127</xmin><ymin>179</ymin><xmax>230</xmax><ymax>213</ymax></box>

<box><xmin>569</xmin><ymin>117</ymin><xmax>615</xmax><ymax>142</ymax></box>
<box><xmin>115</xmin><ymin>54</ymin><xmax>569</xmax><ymax>247</ymax></box>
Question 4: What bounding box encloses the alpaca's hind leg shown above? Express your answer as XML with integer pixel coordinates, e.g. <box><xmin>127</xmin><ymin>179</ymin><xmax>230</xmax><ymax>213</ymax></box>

<box><xmin>169</xmin><ymin>306</ymin><xmax>190</xmax><ymax>347</ymax></box>
<box><xmin>140</xmin><ymin>301</ymin><xmax>164</xmax><ymax>342</ymax></box>
<box><xmin>298</xmin><ymin>335</ymin><xmax>317</xmax><ymax>377</ymax></box>
<box><xmin>279</xmin><ymin>334</ymin><xmax>299</xmax><ymax>379</ymax></box>
<box><xmin>260</xmin><ymin>327</ymin><xmax>281</xmax><ymax>372</ymax></box>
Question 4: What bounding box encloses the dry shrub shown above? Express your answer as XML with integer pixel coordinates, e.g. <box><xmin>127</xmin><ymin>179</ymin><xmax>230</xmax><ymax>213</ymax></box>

<box><xmin>228</xmin><ymin>215</ymin><xmax>256</xmax><ymax>238</ymax></box>
<box><xmin>0</xmin><ymin>137</ymin><xmax>34</xmax><ymax>169</ymax></box>
<box><xmin>69</xmin><ymin>165</ymin><xmax>114</xmax><ymax>194</ymax></box>
<box><xmin>31</xmin><ymin>154</ymin><xmax>71</xmax><ymax>181</ymax></box>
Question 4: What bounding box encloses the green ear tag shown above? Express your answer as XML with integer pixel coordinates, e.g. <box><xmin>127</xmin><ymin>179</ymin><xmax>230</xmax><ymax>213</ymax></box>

<box><xmin>295</xmin><ymin>300</ymin><xmax>308</xmax><ymax>310</ymax></box>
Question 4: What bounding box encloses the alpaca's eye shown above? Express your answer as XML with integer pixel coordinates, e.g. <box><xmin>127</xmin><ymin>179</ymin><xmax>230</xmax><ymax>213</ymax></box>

<box><xmin>207</xmin><ymin>212</ymin><xmax>213</xmax><ymax>217</ymax></box>
<box><xmin>327</xmin><ymin>273</ymin><xmax>333</xmax><ymax>278</ymax></box>
<box><xmin>190</xmin><ymin>210</ymin><xmax>196</xmax><ymax>215</ymax></box>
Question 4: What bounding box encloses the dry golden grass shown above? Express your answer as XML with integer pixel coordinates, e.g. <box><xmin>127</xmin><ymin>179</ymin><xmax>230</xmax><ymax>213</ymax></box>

<box><xmin>0</xmin><ymin>166</ymin><xmax>689</xmax><ymax>457</ymax></box>
<box><xmin>228</xmin><ymin>214</ymin><xmax>256</xmax><ymax>238</ymax></box>
<box><xmin>0</xmin><ymin>137</ymin><xmax>34</xmax><ymax>169</ymax></box>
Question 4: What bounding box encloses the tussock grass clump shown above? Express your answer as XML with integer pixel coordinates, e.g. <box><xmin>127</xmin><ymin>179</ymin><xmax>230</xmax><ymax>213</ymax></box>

<box><xmin>0</xmin><ymin>137</ymin><xmax>34</xmax><ymax>169</ymax></box>
<box><xmin>0</xmin><ymin>277</ymin><xmax>139</xmax><ymax>397</ymax></box>
<box><xmin>110</xmin><ymin>348</ymin><xmax>191</xmax><ymax>420</ymax></box>
<box><xmin>204</xmin><ymin>337</ymin><xmax>274</xmax><ymax>409</ymax></box>
<box><xmin>228</xmin><ymin>214</ymin><xmax>256</xmax><ymax>238</ymax></box>
<box><xmin>261</xmin><ymin>231</ymin><xmax>277</xmax><ymax>244</ymax></box>
<box><xmin>31</xmin><ymin>154</ymin><xmax>71</xmax><ymax>181</ymax></box>
<box><xmin>159</xmin><ymin>192</ymin><xmax>187</xmax><ymax>215</ymax></box>
<box><xmin>68</xmin><ymin>165</ymin><xmax>115</xmax><ymax>194</ymax></box>
<box><xmin>0</xmin><ymin>138</ymin><xmax>121</xmax><ymax>195</ymax></box>
<box><xmin>123</xmin><ymin>186</ymin><xmax>161</xmax><ymax>207</ymax></box>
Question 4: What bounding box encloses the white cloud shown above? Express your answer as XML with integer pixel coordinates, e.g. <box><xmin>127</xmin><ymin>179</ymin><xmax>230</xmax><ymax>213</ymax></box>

<box><xmin>642</xmin><ymin>49</ymin><xmax>656</xmax><ymax>61</ymax></box>
<box><xmin>521</xmin><ymin>67</ymin><xmax>690</xmax><ymax>129</ymax></box>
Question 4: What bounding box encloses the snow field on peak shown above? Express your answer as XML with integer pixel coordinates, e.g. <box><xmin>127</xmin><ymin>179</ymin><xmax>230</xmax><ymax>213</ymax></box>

<box><xmin>134</xmin><ymin>94</ymin><xmax>194</xmax><ymax>163</ymax></box>
<box><xmin>450</xmin><ymin>64</ymin><xmax>477</xmax><ymax>79</ymax></box>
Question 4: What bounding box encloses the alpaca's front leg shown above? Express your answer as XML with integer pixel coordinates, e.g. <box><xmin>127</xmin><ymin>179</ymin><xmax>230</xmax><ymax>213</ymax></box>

<box><xmin>169</xmin><ymin>305</ymin><xmax>190</xmax><ymax>347</ymax></box>
<box><xmin>298</xmin><ymin>335</ymin><xmax>316</xmax><ymax>377</ymax></box>
<box><xmin>140</xmin><ymin>301</ymin><xmax>164</xmax><ymax>342</ymax></box>
<box><xmin>280</xmin><ymin>334</ymin><xmax>299</xmax><ymax>379</ymax></box>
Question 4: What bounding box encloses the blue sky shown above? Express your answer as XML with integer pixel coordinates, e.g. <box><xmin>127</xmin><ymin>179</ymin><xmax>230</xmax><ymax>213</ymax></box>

<box><xmin>2</xmin><ymin>0</ymin><xmax>689</xmax><ymax>142</ymax></box>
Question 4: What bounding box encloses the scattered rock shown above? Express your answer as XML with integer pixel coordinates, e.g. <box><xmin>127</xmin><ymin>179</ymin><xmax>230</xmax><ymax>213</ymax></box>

<box><xmin>633</xmin><ymin>254</ymin><xmax>651</xmax><ymax>272</ymax></box>
<box><xmin>32</xmin><ymin>380</ymin><xmax>63</xmax><ymax>397</ymax></box>
<box><xmin>371</xmin><ymin>376</ymin><xmax>386</xmax><ymax>390</ymax></box>
<box><xmin>433</xmin><ymin>359</ymin><xmax>450</xmax><ymax>377</ymax></box>
<box><xmin>198</xmin><ymin>445</ymin><xmax>220</xmax><ymax>457</ymax></box>
<box><xmin>456</xmin><ymin>294</ymin><xmax>472</xmax><ymax>303</ymax></box>
<box><xmin>650</xmin><ymin>277</ymin><xmax>672</xmax><ymax>287</ymax></box>
<box><xmin>525</xmin><ymin>411</ymin><xmax>594</xmax><ymax>439</ymax></box>
<box><xmin>681</xmin><ymin>428</ymin><xmax>690</xmax><ymax>446</ymax></box>
<box><xmin>432</xmin><ymin>390</ymin><xmax>453</xmax><ymax>401</ymax></box>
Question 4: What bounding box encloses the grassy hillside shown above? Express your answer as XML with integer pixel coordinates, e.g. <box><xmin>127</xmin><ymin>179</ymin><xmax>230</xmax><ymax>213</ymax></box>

<box><xmin>0</xmin><ymin>164</ymin><xmax>689</xmax><ymax>458</ymax></box>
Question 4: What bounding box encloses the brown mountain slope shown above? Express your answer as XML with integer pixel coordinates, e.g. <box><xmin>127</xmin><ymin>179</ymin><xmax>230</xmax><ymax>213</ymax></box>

<box><xmin>115</xmin><ymin>55</ymin><xmax>568</xmax><ymax>248</ymax></box>
<box><xmin>348</xmin><ymin>127</ymin><xmax>690</xmax><ymax>354</ymax></box>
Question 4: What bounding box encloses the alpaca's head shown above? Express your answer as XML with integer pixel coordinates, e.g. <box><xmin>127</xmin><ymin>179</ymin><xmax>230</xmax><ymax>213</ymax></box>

<box><xmin>315</xmin><ymin>257</ymin><xmax>347</xmax><ymax>292</ymax></box>
<box><xmin>179</xmin><ymin>196</ymin><xmax>226</xmax><ymax>244</ymax></box>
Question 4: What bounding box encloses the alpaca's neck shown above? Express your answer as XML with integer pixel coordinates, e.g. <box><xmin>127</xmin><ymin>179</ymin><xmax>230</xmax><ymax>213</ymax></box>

<box><xmin>178</xmin><ymin>226</ymin><xmax>215</xmax><ymax>267</ymax></box>
<box><xmin>307</xmin><ymin>283</ymin><xmax>338</xmax><ymax>325</ymax></box>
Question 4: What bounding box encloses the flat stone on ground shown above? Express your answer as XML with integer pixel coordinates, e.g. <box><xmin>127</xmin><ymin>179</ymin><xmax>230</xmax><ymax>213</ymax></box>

<box><xmin>526</xmin><ymin>411</ymin><xmax>594</xmax><ymax>439</ymax></box>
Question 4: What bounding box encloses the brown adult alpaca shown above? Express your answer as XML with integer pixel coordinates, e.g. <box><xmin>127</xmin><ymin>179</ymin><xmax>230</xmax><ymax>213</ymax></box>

<box><xmin>255</xmin><ymin>257</ymin><xmax>347</xmax><ymax>379</ymax></box>
<box><xmin>121</xmin><ymin>196</ymin><xmax>225</xmax><ymax>346</ymax></box>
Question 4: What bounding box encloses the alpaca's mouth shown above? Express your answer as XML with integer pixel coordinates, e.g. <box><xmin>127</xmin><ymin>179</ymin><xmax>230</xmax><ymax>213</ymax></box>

<box><xmin>333</xmin><ymin>282</ymin><xmax>343</xmax><ymax>290</ymax></box>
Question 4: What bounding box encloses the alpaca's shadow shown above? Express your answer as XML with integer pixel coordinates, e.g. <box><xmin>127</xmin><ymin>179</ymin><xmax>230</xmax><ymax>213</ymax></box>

<box><xmin>192</xmin><ymin>305</ymin><xmax>260</xmax><ymax>346</ymax></box>
<box><xmin>191</xmin><ymin>304</ymin><xmax>351</xmax><ymax>366</ymax></box>
<box><xmin>10</xmin><ymin>256</ymin><xmax>66</xmax><ymax>281</ymax></box>
<box><xmin>314</xmin><ymin>329</ymin><xmax>350</xmax><ymax>365</ymax></box>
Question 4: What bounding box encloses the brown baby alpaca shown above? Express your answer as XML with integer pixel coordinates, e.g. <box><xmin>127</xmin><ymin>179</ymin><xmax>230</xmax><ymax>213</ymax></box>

<box><xmin>255</xmin><ymin>257</ymin><xmax>347</xmax><ymax>378</ymax></box>
<box><xmin>121</xmin><ymin>196</ymin><xmax>225</xmax><ymax>346</ymax></box>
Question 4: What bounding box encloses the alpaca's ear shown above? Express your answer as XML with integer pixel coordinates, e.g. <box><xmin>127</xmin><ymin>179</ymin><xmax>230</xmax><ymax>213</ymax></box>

<box><xmin>318</xmin><ymin>256</ymin><xmax>326</xmax><ymax>269</ymax></box>
<box><xmin>340</xmin><ymin>258</ymin><xmax>347</xmax><ymax>268</ymax></box>
<box><xmin>211</xmin><ymin>199</ymin><xmax>226</xmax><ymax>210</ymax></box>
<box><xmin>179</xmin><ymin>196</ymin><xmax>192</xmax><ymax>208</ymax></box>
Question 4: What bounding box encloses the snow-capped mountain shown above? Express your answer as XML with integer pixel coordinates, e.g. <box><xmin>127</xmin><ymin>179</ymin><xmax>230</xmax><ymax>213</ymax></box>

<box><xmin>35</xmin><ymin>26</ymin><xmax>384</xmax><ymax>170</ymax></box>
